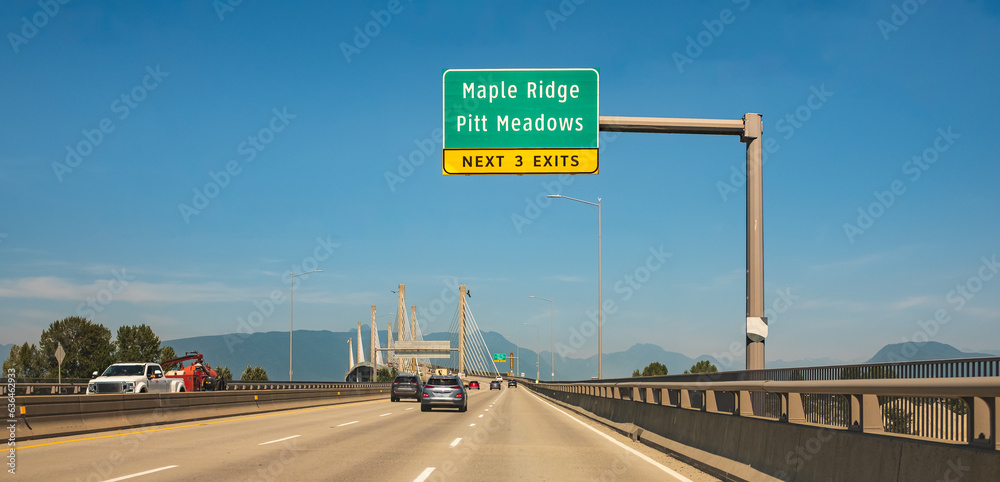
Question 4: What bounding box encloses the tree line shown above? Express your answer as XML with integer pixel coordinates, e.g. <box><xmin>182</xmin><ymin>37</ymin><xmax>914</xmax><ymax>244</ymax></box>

<box><xmin>1</xmin><ymin>316</ymin><xmax>267</xmax><ymax>382</ymax></box>
<box><xmin>632</xmin><ymin>360</ymin><xmax>719</xmax><ymax>377</ymax></box>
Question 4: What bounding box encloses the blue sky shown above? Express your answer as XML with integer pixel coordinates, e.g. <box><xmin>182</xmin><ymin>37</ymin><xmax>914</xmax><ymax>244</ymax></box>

<box><xmin>2</xmin><ymin>1</ymin><xmax>999</xmax><ymax>368</ymax></box>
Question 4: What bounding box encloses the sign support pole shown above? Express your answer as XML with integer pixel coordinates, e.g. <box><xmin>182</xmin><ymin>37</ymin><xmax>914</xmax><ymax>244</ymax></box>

<box><xmin>599</xmin><ymin>114</ymin><xmax>766</xmax><ymax>370</ymax></box>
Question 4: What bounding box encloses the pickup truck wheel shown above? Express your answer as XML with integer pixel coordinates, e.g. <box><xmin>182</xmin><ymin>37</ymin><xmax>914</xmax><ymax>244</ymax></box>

<box><xmin>139</xmin><ymin>387</ymin><xmax>147</xmax><ymax>393</ymax></box>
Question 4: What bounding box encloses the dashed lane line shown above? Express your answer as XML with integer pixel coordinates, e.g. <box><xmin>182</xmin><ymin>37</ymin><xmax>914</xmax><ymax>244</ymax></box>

<box><xmin>259</xmin><ymin>435</ymin><xmax>300</xmax><ymax>445</ymax></box>
<box><xmin>413</xmin><ymin>467</ymin><xmax>435</xmax><ymax>482</ymax></box>
<box><xmin>101</xmin><ymin>465</ymin><xmax>178</xmax><ymax>482</ymax></box>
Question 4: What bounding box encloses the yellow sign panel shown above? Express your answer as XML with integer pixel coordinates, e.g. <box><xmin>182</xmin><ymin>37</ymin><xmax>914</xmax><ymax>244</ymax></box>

<box><xmin>443</xmin><ymin>148</ymin><xmax>598</xmax><ymax>175</ymax></box>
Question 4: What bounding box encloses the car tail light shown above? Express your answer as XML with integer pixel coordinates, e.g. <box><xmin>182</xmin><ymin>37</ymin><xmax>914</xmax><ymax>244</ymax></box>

<box><xmin>392</xmin><ymin>382</ymin><xmax>399</xmax><ymax>385</ymax></box>
<box><xmin>450</xmin><ymin>386</ymin><xmax>462</xmax><ymax>389</ymax></box>
<box><xmin>455</xmin><ymin>394</ymin><xmax>463</xmax><ymax>399</ymax></box>
<box><xmin>422</xmin><ymin>392</ymin><xmax>429</xmax><ymax>397</ymax></box>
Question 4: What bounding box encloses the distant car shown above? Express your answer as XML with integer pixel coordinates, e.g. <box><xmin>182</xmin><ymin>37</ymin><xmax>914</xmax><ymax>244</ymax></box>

<box><xmin>391</xmin><ymin>374</ymin><xmax>422</xmax><ymax>402</ymax></box>
<box><xmin>508</xmin><ymin>379</ymin><xmax>517</xmax><ymax>388</ymax></box>
<box><xmin>468</xmin><ymin>380</ymin><xmax>480</xmax><ymax>390</ymax></box>
<box><xmin>489</xmin><ymin>380</ymin><xmax>501</xmax><ymax>390</ymax></box>
<box><xmin>421</xmin><ymin>375</ymin><xmax>468</xmax><ymax>412</ymax></box>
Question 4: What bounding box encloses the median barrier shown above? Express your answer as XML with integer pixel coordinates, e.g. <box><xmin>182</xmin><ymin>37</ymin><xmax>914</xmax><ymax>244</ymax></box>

<box><xmin>15</xmin><ymin>386</ymin><xmax>390</xmax><ymax>441</ymax></box>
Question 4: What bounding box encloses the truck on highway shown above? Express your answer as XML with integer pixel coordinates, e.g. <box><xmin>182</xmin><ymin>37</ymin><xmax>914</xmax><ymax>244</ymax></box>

<box><xmin>86</xmin><ymin>362</ymin><xmax>187</xmax><ymax>394</ymax></box>
<box><xmin>162</xmin><ymin>352</ymin><xmax>225</xmax><ymax>392</ymax></box>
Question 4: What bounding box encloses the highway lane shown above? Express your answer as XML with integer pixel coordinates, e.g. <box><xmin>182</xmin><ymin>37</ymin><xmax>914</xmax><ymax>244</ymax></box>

<box><xmin>16</xmin><ymin>380</ymin><xmax>718</xmax><ymax>481</ymax></box>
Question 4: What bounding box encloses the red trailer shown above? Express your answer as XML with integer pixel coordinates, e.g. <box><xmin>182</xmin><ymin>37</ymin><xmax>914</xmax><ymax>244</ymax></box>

<box><xmin>162</xmin><ymin>352</ymin><xmax>226</xmax><ymax>392</ymax></box>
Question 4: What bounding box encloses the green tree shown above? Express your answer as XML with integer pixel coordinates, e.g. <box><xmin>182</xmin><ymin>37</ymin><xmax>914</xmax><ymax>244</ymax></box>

<box><xmin>214</xmin><ymin>365</ymin><xmax>233</xmax><ymax>381</ymax></box>
<box><xmin>157</xmin><ymin>346</ymin><xmax>178</xmax><ymax>371</ymax></box>
<box><xmin>113</xmin><ymin>324</ymin><xmax>162</xmax><ymax>363</ymax></box>
<box><xmin>240</xmin><ymin>365</ymin><xmax>268</xmax><ymax>381</ymax></box>
<box><xmin>633</xmin><ymin>362</ymin><xmax>668</xmax><ymax>377</ymax></box>
<box><xmin>39</xmin><ymin>317</ymin><xmax>114</xmax><ymax>378</ymax></box>
<box><xmin>376</xmin><ymin>367</ymin><xmax>398</xmax><ymax>382</ymax></box>
<box><xmin>685</xmin><ymin>360</ymin><xmax>718</xmax><ymax>374</ymax></box>
<box><xmin>631</xmin><ymin>369</ymin><xmax>641</xmax><ymax>377</ymax></box>
<box><xmin>2</xmin><ymin>343</ymin><xmax>44</xmax><ymax>379</ymax></box>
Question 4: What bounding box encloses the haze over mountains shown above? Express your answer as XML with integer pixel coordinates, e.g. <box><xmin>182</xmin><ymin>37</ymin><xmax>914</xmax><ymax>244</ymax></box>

<box><xmin>153</xmin><ymin>330</ymin><xmax>998</xmax><ymax>382</ymax></box>
<box><xmin>3</xmin><ymin>333</ymin><xmax>995</xmax><ymax>382</ymax></box>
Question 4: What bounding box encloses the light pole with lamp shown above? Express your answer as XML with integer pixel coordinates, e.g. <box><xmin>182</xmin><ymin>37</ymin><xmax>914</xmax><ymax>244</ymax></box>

<box><xmin>289</xmin><ymin>269</ymin><xmax>322</xmax><ymax>381</ymax></box>
<box><xmin>522</xmin><ymin>322</ymin><xmax>541</xmax><ymax>382</ymax></box>
<box><xmin>547</xmin><ymin>194</ymin><xmax>602</xmax><ymax>379</ymax></box>
<box><xmin>528</xmin><ymin>295</ymin><xmax>554</xmax><ymax>381</ymax></box>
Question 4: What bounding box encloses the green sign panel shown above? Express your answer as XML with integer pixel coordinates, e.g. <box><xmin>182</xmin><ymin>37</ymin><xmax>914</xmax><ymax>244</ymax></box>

<box><xmin>492</xmin><ymin>353</ymin><xmax>507</xmax><ymax>362</ymax></box>
<box><xmin>442</xmin><ymin>68</ymin><xmax>599</xmax><ymax>175</ymax></box>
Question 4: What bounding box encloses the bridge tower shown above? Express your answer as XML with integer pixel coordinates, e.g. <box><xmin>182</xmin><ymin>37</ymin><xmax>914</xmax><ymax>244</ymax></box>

<box><xmin>459</xmin><ymin>284</ymin><xmax>466</xmax><ymax>375</ymax></box>
<box><xmin>370</xmin><ymin>305</ymin><xmax>376</xmax><ymax>368</ymax></box>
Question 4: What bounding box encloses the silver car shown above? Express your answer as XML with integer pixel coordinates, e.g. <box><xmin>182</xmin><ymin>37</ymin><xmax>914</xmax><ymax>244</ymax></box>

<box><xmin>420</xmin><ymin>375</ymin><xmax>468</xmax><ymax>412</ymax></box>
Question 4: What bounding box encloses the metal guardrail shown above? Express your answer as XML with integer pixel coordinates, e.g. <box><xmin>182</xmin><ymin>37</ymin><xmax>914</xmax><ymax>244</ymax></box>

<box><xmin>225</xmin><ymin>381</ymin><xmax>389</xmax><ymax>390</ymax></box>
<box><xmin>563</xmin><ymin>356</ymin><xmax>1000</xmax><ymax>385</ymax></box>
<box><xmin>4</xmin><ymin>380</ymin><xmax>390</xmax><ymax>395</ymax></box>
<box><xmin>530</xmin><ymin>376</ymin><xmax>1000</xmax><ymax>450</ymax></box>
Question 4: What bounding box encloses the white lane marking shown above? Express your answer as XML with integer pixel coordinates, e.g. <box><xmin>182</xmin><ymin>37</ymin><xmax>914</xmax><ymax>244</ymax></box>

<box><xmin>405</xmin><ymin>407</ymin><xmax>414</xmax><ymax>411</ymax></box>
<box><xmin>379</xmin><ymin>413</ymin><xmax>392</xmax><ymax>417</ymax></box>
<box><xmin>413</xmin><ymin>467</ymin><xmax>435</xmax><ymax>482</ymax></box>
<box><xmin>259</xmin><ymin>435</ymin><xmax>300</xmax><ymax>445</ymax></box>
<box><xmin>449</xmin><ymin>437</ymin><xmax>462</xmax><ymax>448</ymax></box>
<box><xmin>336</xmin><ymin>421</ymin><xmax>359</xmax><ymax>427</ymax></box>
<box><xmin>469</xmin><ymin>423</ymin><xmax>476</xmax><ymax>427</ymax></box>
<box><xmin>485</xmin><ymin>409</ymin><xmax>489</xmax><ymax>411</ymax></box>
<box><xmin>525</xmin><ymin>391</ymin><xmax>693</xmax><ymax>482</ymax></box>
<box><xmin>102</xmin><ymin>465</ymin><xmax>178</xmax><ymax>482</ymax></box>
<box><xmin>478</xmin><ymin>414</ymin><xmax>483</xmax><ymax>418</ymax></box>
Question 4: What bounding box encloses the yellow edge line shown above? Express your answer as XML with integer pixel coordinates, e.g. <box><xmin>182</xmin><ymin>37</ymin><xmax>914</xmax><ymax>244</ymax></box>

<box><xmin>19</xmin><ymin>397</ymin><xmax>384</xmax><ymax>450</ymax></box>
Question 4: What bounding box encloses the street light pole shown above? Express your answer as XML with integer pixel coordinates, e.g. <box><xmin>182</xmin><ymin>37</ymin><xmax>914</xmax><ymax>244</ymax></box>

<box><xmin>523</xmin><ymin>322</ymin><xmax>540</xmax><ymax>382</ymax></box>
<box><xmin>528</xmin><ymin>296</ymin><xmax>554</xmax><ymax>381</ymax></box>
<box><xmin>548</xmin><ymin>194</ymin><xmax>603</xmax><ymax>379</ymax></box>
<box><xmin>289</xmin><ymin>269</ymin><xmax>322</xmax><ymax>381</ymax></box>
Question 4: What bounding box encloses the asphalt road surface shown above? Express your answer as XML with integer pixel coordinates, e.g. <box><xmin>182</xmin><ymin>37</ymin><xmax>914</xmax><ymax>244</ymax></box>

<box><xmin>16</xmin><ymin>381</ymin><xmax>719</xmax><ymax>481</ymax></box>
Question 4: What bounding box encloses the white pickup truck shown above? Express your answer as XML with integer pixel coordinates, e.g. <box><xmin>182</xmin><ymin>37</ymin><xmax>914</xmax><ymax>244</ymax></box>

<box><xmin>86</xmin><ymin>363</ymin><xmax>187</xmax><ymax>394</ymax></box>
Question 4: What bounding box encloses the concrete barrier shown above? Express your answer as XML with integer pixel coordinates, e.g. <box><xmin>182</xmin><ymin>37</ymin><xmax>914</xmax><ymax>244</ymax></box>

<box><xmin>15</xmin><ymin>387</ymin><xmax>390</xmax><ymax>441</ymax></box>
<box><xmin>529</xmin><ymin>384</ymin><xmax>1000</xmax><ymax>482</ymax></box>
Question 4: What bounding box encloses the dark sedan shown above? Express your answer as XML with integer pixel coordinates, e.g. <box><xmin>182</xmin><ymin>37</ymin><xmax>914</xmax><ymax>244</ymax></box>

<box><xmin>391</xmin><ymin>374</ymin><xmax>422</xmax><ymax>402</ymax></box>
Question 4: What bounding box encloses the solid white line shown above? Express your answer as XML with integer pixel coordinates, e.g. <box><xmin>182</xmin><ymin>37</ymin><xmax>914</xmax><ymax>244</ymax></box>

<box><xmin>379</xmin><ymin>413</ymin><xmax>392</xmax><ymax>417</ymax></box>
<box><xmin>102</xmin><ymin>465</ymin><xmax>178</xmax><ymax>482</ymax></box>
<box><xmin>336</xmin><ymin>421</ymin><xmax>359</xmax><ymax>427</ymax></box>
<box><xmin>449</xmin><ymin>437</ymin><xmax>462</xmax><ymax>448</ymax></box>
<box><xmin>259</xmin><ymin>435</ymin><xmax>300</xmax><ymax>445</ymax></box>
<box><xmin>413</xmin><ymin>467</ymin><xmax>435</xmax><ymax>482</ymax></box>
<box><xmin>526</xmin><ymin>391</ymin><xmax>693</xmax><ymax>482</ymax></box>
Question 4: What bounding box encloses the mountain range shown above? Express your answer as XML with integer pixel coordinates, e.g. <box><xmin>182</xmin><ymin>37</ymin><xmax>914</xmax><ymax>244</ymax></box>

<box><xmin>156</xmin><ymin>330</ymin><xmax>998</xmax><ymax>382</ymax></box>
<box><xmin>2</xmin><ymin>335</ymin><xmax>995</xmax><ymax>382</ymax></box>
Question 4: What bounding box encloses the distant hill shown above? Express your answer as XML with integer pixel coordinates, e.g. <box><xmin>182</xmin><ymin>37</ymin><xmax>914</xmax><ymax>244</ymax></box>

<box><xmin>866</xmin><ymin>341</ymin><xmax>993</xmax><ymax>364</ymax></box>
